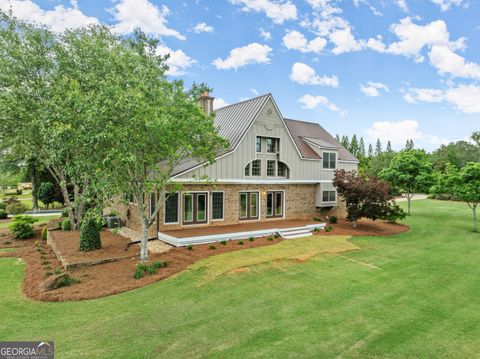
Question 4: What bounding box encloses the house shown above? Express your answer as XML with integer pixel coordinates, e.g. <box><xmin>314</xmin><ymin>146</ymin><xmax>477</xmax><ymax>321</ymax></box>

<box><xmin>119</xmin><ymin>93</ymin><xmax>358</xmax><ymax>242</ymax></box>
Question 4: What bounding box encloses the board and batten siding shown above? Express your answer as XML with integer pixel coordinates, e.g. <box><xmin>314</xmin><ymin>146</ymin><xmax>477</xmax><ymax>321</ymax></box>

<box><xmin>175</xmin><ymin>98</ymin><xmax>357</xmax><ymax>182</ymax></box>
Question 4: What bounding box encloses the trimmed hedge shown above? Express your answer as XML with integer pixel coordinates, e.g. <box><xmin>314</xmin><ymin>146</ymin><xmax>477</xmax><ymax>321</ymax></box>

<box><xmin>79</xmin><ymin>216</ymin><xmax>101</xmax><ymax>252</ymax></box>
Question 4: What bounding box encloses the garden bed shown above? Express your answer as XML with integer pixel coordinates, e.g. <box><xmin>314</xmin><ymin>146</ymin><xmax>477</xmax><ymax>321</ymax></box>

<box><xmin>318</xmin><ymin>218</ymin><xmax>409</xmax><ymax>236</ymax></box>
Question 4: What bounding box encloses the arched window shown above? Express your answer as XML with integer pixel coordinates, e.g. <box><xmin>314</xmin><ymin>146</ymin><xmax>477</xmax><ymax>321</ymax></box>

<box><xmin>245</xmin><ymin>159</ymin><xmax>261</xmax><ymax>177</ymax></box>
<box><xmin>277</xmin><ymin>161</ymin><xmax>290</xmax><ymax>178</ymax></box>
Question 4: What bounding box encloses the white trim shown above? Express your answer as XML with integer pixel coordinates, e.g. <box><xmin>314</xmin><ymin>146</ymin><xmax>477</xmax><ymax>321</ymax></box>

<box><xmin>163</xmin><ymin>192</ymin><xmax>180</xmax><ymax>225</ymax></box>
<box><xmin>211</xmin><ymin>191</ymin><xmax>225</xmax><ymax>222</ymax></box>
<box><xmin>322</xmin><ymin>151</ymin><xmax>337</xmax><ymax>170</ymax></box>
<box><xmin>172</xmin><ymin>178</ymin><xmax>333</xmax><ymax>184</ymax></box>
<box><xmin>302</xmin><ymin>138</ymin><xmax>340</xmax><ymax>151</ymax></box>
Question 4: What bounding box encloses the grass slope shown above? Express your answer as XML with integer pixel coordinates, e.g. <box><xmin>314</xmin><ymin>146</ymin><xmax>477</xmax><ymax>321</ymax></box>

<box><xmin>0</xmin><ymin>215</ymin><xmax>61</xmax><ymax>229</ymax></box>
<box><xmin>1</xmin><ymin>200</ymin><xmax>480</xmax><ymax>358</ymax></box>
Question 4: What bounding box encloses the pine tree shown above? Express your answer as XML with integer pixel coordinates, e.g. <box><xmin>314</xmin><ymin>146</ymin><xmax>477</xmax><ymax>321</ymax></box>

<box><xmin>335</xmin><ymin>134</ymin><xmax>340</xmax><ymax>142</ymax></box>
<box><xmin>368</xmin><ymin>144</ymin><xmax>374</xmax><ymax>157</ymax></box>
<box><xmin>341</xmin><ymin>135</ymin><xmax>350</xmax><ymax>150</ymax></box>
<box><xmin>375</xmin><ymin>138</ymin><xmax>382</xmax><ymax>156</ymax></box>
<box><xmin>405</xmin><ymin>139</ymin><xmax>414</xmax><ymax>150</ymax></box>
<box><xmin>386</xmin><ymin>140</ymin><xmax>393</xmax><ymax>152</ymax></box>
<box><xmin>350</xmin><ymin>134</ymin><xmax>359</xmax><ymax>157</ymax></box>
<box><xmin>358</xmin><ymin>137</ymin><xmax>366</xmax><ymax>157</ymax></box>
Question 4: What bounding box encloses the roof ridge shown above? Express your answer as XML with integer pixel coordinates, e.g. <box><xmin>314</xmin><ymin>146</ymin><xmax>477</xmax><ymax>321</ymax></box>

<box><xmin>215</xmin><ymin>93</ymin><xmax>271</xmax><ymax>111</ymax></box>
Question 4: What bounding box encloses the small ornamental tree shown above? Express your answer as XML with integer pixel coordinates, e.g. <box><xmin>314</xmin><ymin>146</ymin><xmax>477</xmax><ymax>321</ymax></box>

<box><xmin>79</xmin><ymin>211</ymin><xmax>102</xmax><ymax>251</ymax></box>
<box><xmin>333</xmin><ymin>170</ymin><xmax>405</xmax><ymax>227</ymax></box>
<box><xmin>37</xmin><ymin>182</ymin><xmax>55</xmax><ymax>209</ymax></box>
<box><xmin>380</xmin><ymin>150</ymin><xmax>433</xmax><ymax>215</ymax></box>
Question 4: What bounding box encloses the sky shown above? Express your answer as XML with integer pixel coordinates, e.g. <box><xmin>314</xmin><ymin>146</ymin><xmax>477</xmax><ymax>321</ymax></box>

<box><xmin>1</xmin><ymin>0</ymin><xmax>479</xmax><ymax>151</ymax></box>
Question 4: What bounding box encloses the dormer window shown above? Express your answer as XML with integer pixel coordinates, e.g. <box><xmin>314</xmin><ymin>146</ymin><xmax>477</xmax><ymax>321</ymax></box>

<box><xmin>323</xmin><ymin>152</ymin><xmax>336</xmax><ymax>169</ymax></box>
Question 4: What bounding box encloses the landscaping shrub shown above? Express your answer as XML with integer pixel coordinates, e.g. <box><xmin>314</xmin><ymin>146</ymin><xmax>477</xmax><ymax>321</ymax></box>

<box><xmin>219</xmin><ymin>240</ymin><xmax>227</xmax><ymax>245</ymax></box>
<box><xmin>209</xmin><ymin>245</ymin><xmax>216</xmax><ymax>250</ymax></box>
<box><xmin>61</xmin><ymin>208</ymin><xmax>69</xmax><ymax>218</ymax></box>
<box><xmin>79</xmin><ymin>214</ymin><xmax>101</xmax><ymax>252</ymax></box>
<box><xmin>145</xmin><ymin>265</ymin><xmax>156</xmax><ymax>275</ymax></box>
<box><xmin>312</xmin><ymin>217</ymin><xmax>322</xmax><ymax>221</ymax></box>
<box><xmin>56</xmin><ymin>221</ymin><xmax>63</xmax><ymax>229</ymax></box>
<box><xmin>133</xmin><ymin>267</ymin><xmax>145</xmax><ymax>279</ymax></box>
<box><xmin>56</xmin><ymin>274</ymin><xmax>79</xmax><ymax>288</ymax></box>
<box><xmin>6</xmin><ymin>201</ymin><xmax>27</xmax><ymax>215</ymax></box>
<box><xmin>8</xmin><ymin>215</ymin><xmax>38</xmax><ymax>239</ymax></box>
<box><xmin>152</xmin><ymin>261</ymin><xmax>167</xmax><ymax>269</ymax></box>
<box><xmin>274</xmin><ymin>233</ymin><xmax>280</xmax><ymax>239</ymax></box>
<box><xmin>61</xmin><ymin>218</ymin><xmax>71</xmax><ymax>231</ymax></box>
<box><xmin>267</xmin><ymin>236</ymin><xmax>273</xmax><ymax>241</ymax></box>
<box><xmin>325</xmin><ymin>226</ymin><xmax>333</xmax><ymax>232</ymax></box>
<box><xmin>238</xmin><ymin>240</ymin><xmax>244</xmax><ymax>245</ymax></box>
<box><xmin>187</xmin><ymin>245</ymin><xmax>193</xmax><ymax>251</ymax></box>
<box><xmin>41</xmin><ymin>226</ymin><xmax>48</xmax><ymax>241</ymax></box>
<box><xmin>0</xmin><ymin>209</ymin><xmax>7</xmax><ymax>219</ymax></box>
<box><xmin>329</xmin><ymin>216</ymin><xmax>338</xmax><ymax>224</ymax></box>
<box><xmin>248</xmin><ymin>236</ymin><xmax>255</xmax><ymax>242</ymax></box>
<box><xmin>313</xmin><ymin>227</ymin><xmax>319</xmax><ymax>232</ymax></box>
<box><xmin>133</xmin><ymin>262</ymin><xmax>167</xmax><ymax>279</ymax></box>
<box><xmin>381</xmin><ymin>203</ymin><xmax>407</xmax><ymax>224</ymax></box>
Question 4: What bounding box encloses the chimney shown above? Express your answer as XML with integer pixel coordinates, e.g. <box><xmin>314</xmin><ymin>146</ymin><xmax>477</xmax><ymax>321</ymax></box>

<box><xmin>199</xmin><ymin>91</ymin><xmax>214</xmax><ymax>115</ymax></box>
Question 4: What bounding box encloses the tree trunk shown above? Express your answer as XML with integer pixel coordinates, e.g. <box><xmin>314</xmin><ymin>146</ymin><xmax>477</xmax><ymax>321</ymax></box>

<box><xmin>473</xmin><ymin>205</ymin><xmax>478</xmax><ymax>233</ymax></box>
<box><xmin>140</xmin><ymin>219</ymin><xmax>149</xmax><ymax>262</ymax></box>
<box><xmin>31</xmin><ymin>163</ymin><xmax>39</xmax><ymax>211</ymax></box>
<box><xmin>406</xmin><ymin>193</ymin><xmax>412</xmax><ymax>215</ymax></box>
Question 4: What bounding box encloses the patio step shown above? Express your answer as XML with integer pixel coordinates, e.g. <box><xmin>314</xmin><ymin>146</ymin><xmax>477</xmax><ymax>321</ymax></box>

<box><xmin>278</xmin><ymin>227</ymin><xmax>313</xmax><ymax>239</ymax></box>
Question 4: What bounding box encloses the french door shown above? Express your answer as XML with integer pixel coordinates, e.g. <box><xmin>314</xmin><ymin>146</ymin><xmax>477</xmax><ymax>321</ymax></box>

<box><xmin>183</xmin><ymin>192</ymin><xmax>208</xmax><ymax>224</ymax></box>
<box><xmin>266</xmin><ymin>191</ymin><xmax>284</xmax><ymax>218</ymax></box>
<box><xmin>239</xmin><ymin>192</ymin><xmax>259</xmax><ymax>220</ymax></box>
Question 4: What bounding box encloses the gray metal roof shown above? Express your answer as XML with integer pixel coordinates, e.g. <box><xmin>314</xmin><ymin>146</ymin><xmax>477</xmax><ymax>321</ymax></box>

<box><xmin>284</xmin><ymin>118</ymin><xmax>358</xmax><ymax>162</ymax></box>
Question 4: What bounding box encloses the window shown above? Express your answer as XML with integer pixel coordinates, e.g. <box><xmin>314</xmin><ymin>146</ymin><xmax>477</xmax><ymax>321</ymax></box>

<box><xmin>251</xmin><ymin>159</ymin><xmax>261</xmax><ymax>176</ymax></box>
<box><xmin>267</xmin><ymin>160</ymin><xmax>276</xmax><ymax>176</ymax></box>
<box><xmin>183</xmin><ymin>192</ymin><xmax>208</xmax><ymax>224</ymax></box>
<box><xmin>256</xmin><ymin>136</ymin><xmax>262</xmax><ymax>152</ymax></box>
<box><xmin>267</xmin><ymin>137</ymin><xmax>278</xmax><ymax>153</ymax></box>
<box><xmin>322</xmin><ymin>191</ymin><xmax>336</xmax><ymax>202</ymax></box>
<box><xmin>150</xmin><ymin>193</ymin><xmax>156</xmax><ymax>217</ymax></box>
<box><xmin>212</xmin><ymin>192</ymin><xmax>224</xmax><ymax>220</ymax></box>
<box><xmin>277</xmin><ymin>161</ymin><xmax>288</xmax><ymax>177</ymax></box>
<box><xmin>323</xmin><ymin>152</ymin><xmax>337</xmax><ymax>169</ymax></box>
<box><xmin>164</xmin><ymin>193</ymin><xmax>179</xmax><ymax>224</ymax></box>
<box><xmin>239</xmin><ymin>192</ymin><xmax>259</xmax><ymax>220</ymax></box>
<box><xmin>266</xmin><ymin>191</ymin><xmax>284</xmax><ymax>218</ymax></box>
<box><xmin>244</xmin><ymin>163</ymin><xmax>250</xmax><ymax>176</ymax></box>
<box><xmin>183</xmin><ymin>194</ymin><xmax>193</xmax><ymax>222</ymax></box>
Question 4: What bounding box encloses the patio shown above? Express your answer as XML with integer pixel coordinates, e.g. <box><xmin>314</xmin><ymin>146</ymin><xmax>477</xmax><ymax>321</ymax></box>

<box><xmin>158</xmin><ymin>219</ymin><xmax>326</xmax><ymax>247</ymax></box>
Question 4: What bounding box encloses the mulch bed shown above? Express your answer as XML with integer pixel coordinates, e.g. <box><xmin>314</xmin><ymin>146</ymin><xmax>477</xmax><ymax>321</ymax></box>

<box><xmin>0</xmin><ymin>218</ymin><xmax>409</xmax><ymax>302</ymax></box>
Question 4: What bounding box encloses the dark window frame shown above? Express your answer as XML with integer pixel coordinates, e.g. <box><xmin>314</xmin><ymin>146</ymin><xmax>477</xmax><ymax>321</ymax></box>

<box><xmin>164</xmin><ymin>192</ymin><xmax>179</xmax><ymax>224</ymax></box>
<box><xmin>322</xmin><ymin>191</ymin><xmax>336</xmax><ymax>202</ymax></box>
<box><xmin>239</xmin><ymin>191</ymin><xmax>259</xmax><ymax>220</ymax></box>
<box><xmin>211</xmin><ymin>192</ymin><xmax>224</xmax><ymax>221</ymax></box>
<box><xmin>256</xmin><ymin>136</ymin><xmax>262</xmax><ymax>153</ymax></box>
<box><xmin>323</xmin><ymin>152</ymin><xmax>337</xmax><ymax>169</ymax></box>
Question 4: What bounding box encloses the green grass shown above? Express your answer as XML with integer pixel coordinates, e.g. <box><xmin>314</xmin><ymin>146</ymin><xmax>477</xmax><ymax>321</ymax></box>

<box><xmin>1</xmin><ymin>200</ymin><xmax>480</xmax><ymax>358</ymax></box>
<box><xmin>0</xmin><ymin>215</ymin><xmax>60</xmax><ymax>229</ymax></box>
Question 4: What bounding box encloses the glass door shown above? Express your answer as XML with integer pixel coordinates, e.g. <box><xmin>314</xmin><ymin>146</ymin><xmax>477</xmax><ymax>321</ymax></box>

<box><xmin>239</xmin><ymin>192</ymin><xmax>259</xmax><ymax>220</ymax></box>
<box><xmin>266</xmin><ymin>191</ymin><xmax>284</xmax><ymax>218</ymax></box>
<box><xmin>183</xmin><ymin>192</ymin><xmax>208</xmax><ymax>224</ymax></box>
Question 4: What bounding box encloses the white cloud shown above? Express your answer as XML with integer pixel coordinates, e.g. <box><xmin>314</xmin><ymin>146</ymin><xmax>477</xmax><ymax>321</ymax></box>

<box><xmin>430</xmin><ymin>0</ymin><xmax>463</xmax><ymax>11</ymax></box>
<box><xmin>193</xmin><ymin>22</ymin><xmax>214</xmax><ymax>33</ymax></box>
<box><xmin>301</xmin><ymin>0</ymin><xmax>350</xmax><ymax>37</ymax></box>
<box><xmin>0</xmin><ymin>0</ymin><xmax>99</xmax><ymax>32</ymax></box>
<box><xmin>212</xmin><ymin>43</ymin><xmax>272</xmax><ymax>70</ymax></box>
<box><xmin>298</xmin><ymin>94</ymin><xmax>345</xmax><ymax>115</ymax></box>
<box><xmin>404</xmin><ymin>84</ymin><xmax>480</xmax><ymax>114</ymax></box>
<box><xmin>156</xmin><ymin>46</ymin><xmax>196</xmax><ymax>76</ymax></box>
<box><xmin>282</xmin><ymin>30</ymin><xmax>327</xmax><ymax>54</ymax></box>
<box><xmin>111</xmin><ymin>0</ymin><xmax>185</xmax><ymax>40</ymax></box>
<box><xmin>360</xmin><ymin>82</ymin><xmax>389</xmax><ymax>97</ymax></box>
<box><xmin>329</xmin><ymin>27</ymin><xmax>362</xmax><ymax>54</ymax></box>
<box><xmin>396</xmin><ymin>0</ymin><xmax>409</xmax><ymax>12</ymax></box>
<box><xmin>213</xmin><ymin>98</ymin><xmax>229</xmax><ymax>110</ymax></box>
<box><xmin>229</xmin><ymin>0</ymin><xmax>297</xmax><ymax>24</ymax></box>
<box><xmin>429</xmin><ymin>45</ymin><xmax>480</xmax><ymax>79</ymax></box>
<box><xmin>385</xmin><ymin>17</ymin><xmax>465</xmax><ymax>62</ymax></box>
<box><xmin>251</xmin><ymin>89</ymin><xmax>259</xmax><ymax>96</ymax></box>
<box><xmin>290</xmin><ymin>62</ymin><xmax>339</xmax><ymax>87</ymax></box>
<box><xmin>366</xmin><ymin>119</ymin><xmax>449</xmax><ymax>147</ymax></box>
<box><xmin>259</xmin><ymin>28</ymin><xmax>272</xmax><ymax>40</ymax></box>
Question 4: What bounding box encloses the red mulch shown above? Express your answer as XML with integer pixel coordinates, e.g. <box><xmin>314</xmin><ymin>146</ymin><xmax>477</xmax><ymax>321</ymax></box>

<box><xmin>0</xmin><ymin>218</ymin><xmax>409</xmax><ymax>302</ymax></box>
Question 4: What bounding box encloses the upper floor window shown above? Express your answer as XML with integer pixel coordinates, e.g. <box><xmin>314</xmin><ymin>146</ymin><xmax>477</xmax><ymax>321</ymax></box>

<box><xmin>244</xmin><ymin>163</ymin><xmax>250</xmax><ymax>176</ymax></box>
<box><xmin>251</xmin><ymin>159</ymin><xmax>261</xmax><ymax>176</ymax></box>
<box><xmin>277</xmin><ymin>161</ymin><xmax>288</xmax><ymax>177</ymax></box>
<box><xmin>323</xmin><ymin>152</ymin><xmax>336</xmax><ymax>169</ymax></box>
<box><xmin>267</xmin><ymin>160</ymin><xmax>276</xmax><ymax>176</ymax></box>
<box><xmin>256</xmin><ymin>137</ymin><xmax>261</xmax><ymax>153</ymax></box>
<box><xmin>267</xmin><ymin>137</ymin><xmax>279</xmax><ymax>153</ymax></box>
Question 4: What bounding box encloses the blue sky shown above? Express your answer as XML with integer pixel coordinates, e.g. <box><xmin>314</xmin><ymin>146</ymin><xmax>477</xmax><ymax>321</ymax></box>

<box><xmin>2</xmin><ymin>0</ymin><xmax>479</xmax><ymax>151</ymax></box>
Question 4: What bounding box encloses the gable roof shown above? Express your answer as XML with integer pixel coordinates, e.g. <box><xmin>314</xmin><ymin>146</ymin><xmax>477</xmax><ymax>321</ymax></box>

<box><xmin>284</xmin><ymin>118</ymin><xmax>358</xmax><ymax>162</ymax></box>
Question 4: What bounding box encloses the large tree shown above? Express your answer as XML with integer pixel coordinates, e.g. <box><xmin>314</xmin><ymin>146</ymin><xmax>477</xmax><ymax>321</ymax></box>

<box><xmin>380</xmin><ymin>150</ymin><xmax>433</xmax><ymax>215</ymax></box>
<box><xmin>431</xmin><ymin>140</ymin><xmax>480</xmax><ymax>171</ymax></box>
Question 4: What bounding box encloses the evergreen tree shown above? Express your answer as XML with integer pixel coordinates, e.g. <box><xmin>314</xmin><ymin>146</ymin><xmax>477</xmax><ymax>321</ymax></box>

<box><xmin>405</xmin><ymin>139</ymin><xmax>414</xmax><ymax>150</ymax></box>
<box><xmin>341</xmin><ymin>135</ymin><xmax>350</xmax><ymax>150</ymax></box>
<box><xmin>358</xmin><ymin>137</ymin><xmax>366</xmax><ymax>157</ymax></box>
<box><xmin>368</xmin><ymin>144</ymin><xmax>374</xmax><ymax>157</ymax></box>
<box><xmin>335</xmin><ymin>134</ymin><xmax>340</xmax><ymax>142</ymax></box>
<box><xmin>350</xmin><ymin>134</ymin><xmax>359</xmax><ymax>157</ymax></box>
<box><xmin>386</xmin><ymin>140</ymin><xmax>393</xmax><ymax>152</ymax></box>
<box><xmin>375</xmin><ymin>138</ymin><xmax>382</xmax><ymax>156</ymax></box>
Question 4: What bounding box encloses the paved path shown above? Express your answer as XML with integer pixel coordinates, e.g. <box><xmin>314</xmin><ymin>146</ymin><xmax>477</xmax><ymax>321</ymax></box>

<box><xmin>395</xmin><ymin>194</ymin><xmax>428</xmax><ymax>202</ymax></box>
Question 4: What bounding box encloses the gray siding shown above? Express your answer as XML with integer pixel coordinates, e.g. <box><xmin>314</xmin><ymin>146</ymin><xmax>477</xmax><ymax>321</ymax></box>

<box><xmin>175</xmin><ymin>98</ymin><xmax>357</xmax><ymax>182</ymax></box>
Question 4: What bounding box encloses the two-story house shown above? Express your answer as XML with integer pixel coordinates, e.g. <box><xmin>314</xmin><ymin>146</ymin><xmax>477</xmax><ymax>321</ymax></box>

<box><xmin>120</xmin><ymin>93</ymin><xmax>358</xmax><ymax>245</ymax></box>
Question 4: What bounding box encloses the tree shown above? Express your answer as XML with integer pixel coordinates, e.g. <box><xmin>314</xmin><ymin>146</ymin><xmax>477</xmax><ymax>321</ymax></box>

<box><xmin>333</xmin><ymin>170</ymin><xmax>405</xmax><ymax>227</ymax></box>
<box><xmin>380</xmin><ymin>150</ymin><xmax>433</xmax><ymax>215</ymax></box>
<box><xmin>431</xmin><ymin>140</ymin><xmax>480</xmax><ymax>171</ymax></box>
<box><xmin>358</xmin><ymin>137</ymin><xmax>366</xmax><ymax>158</ymax></box>
<box><xmin>341</xmin><ymin>135</ymin><xmax>350</xmax><ymax>150</ymax></box>
<box><xmin>350</xmin><ymin>134</ymin><xmax>359</xmax><ymax>157</ymax></box>
<box><xmin>471</xmin><ymin>131</ymin><xmax>480</xmax><ymax>147</ymax></box>
<box><xmin>386</xmin><ymin>141</ymin><xmax>393</xmax><ymax>153</ymax></box>
<box><xmin>454</xmin><ymin>163</ymin><xmax>480</xmax><ymax>232</ymax></box>
<box><xmin>79</xmin><ymin>210</ymin><xmax>102</xmax><ymax>251</ymax></box>
<box><xmin>405</xmin><ymin>139</ymin><xmax>414</xmax><ymax>150</ymax></box>
<box><xmin>375</xmin><ymin>139</ymin><xmax>382</xmax><ymax>156</ymax></box>
<box><xmin>335</xmin><ymin>134</ymin><xmax>340</xmax><ymax>142</ymax></box>
<box><xmin>368</xmin><ymin>144</ymin><xmax>374</xmax><ymax>157</ymax></box>
<box><xmin>37</xmin><ymin>182</ymin><xmax>55</xmax><ymax>209</ymax></box>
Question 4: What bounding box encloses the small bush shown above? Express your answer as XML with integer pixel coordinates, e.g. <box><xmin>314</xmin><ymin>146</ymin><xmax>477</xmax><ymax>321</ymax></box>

<box><xmin>0</xmin><ymin>209</ymin><xmax>7</xmax><ymax>219</ymax></box>
<box><xmin>61</xmin><ymin>218</ymin><xmax>71</xmax><ymax>231</ymax></box>
<box><xmin>54</xmin><ymin>267</ymin><xmax>62</xmax><ymax>275</ymax></box>
<box><xmin>238</xmin><ymin>240</ymin><xmax>244</xmax><ymax>245</ymax></box>
<box><xmin>312</xmin><ymin>217</ymin><xmax>322</xmax><ymax>222</ymax></box>
<box><xmin>329</xmin><ymin>216</ymin><xmax>338</xmax><ymax>224</ymax></box>
<box><xmin>152</xmin><ymin>261</ymin><xmax>168</xmax><ymax>269</ymax></box>
<box><xmin>382</xmin><ymin>203</ymin><xmax>407</xmax><ymax>224</ymax></box>
<box><xmin>133</xmin><ymin>262</ymin><xmax>165</xmax><ymax>279</ymax></box>
<box><xmin>41</xmin><ymin>226</ymin><xmax>48</xmax><ymax>241</ymax></box>
<box><xmin>6</xmin><ymin>201</ymin><xmax>27</xmax><ymax>215</ymax></box>
<box><xmin>8</xmin><ymin>215</ymin><xmax>38</xmax><ymax>239</ymax></box>
<box><xmin>313</xmin><ymin>227</ymin><xmax>319</xmax><ymax>232</ymax></box>
<box><xmin>61</xmin><ymin>209</ymin><xmax>69</xmax><ymax>218</ymax></box>
<box><xmin>267</xmin><ymin>236</ymin><xmax>273</xmax><ymax>241</ymax></box>
<box><xmin>145</xmin><ymin>265</ymin><xmax>157</xmax><ymax>275</ymax></box>
<box><xmin>187</xmin><ymin>245</ymin><xmax>193</xmax><ymax>251</ymax></box>
<box><xmin>219</xmin><ymin>240</ymin><xmax>227</xmax><ymax>245</ymax></box>
<box><xmin>79</xmin><ymin>214</ymin><xmax>101</xmax><ymax>252</ymax></box>
<box><xmin>57</xmin><ymin>274</ymin><xmax>79</xmax><ymax>288</ymax></box>
<box><xmin>0</xmin><ymin>202</ymin><xmax>6</xmax><ymax>210</ymax></box>
<box><xmin>274</xmin><ymin>233</ymin><xmax>280</xmax><ymax>239</ymax></box>
<box><xmin>248</xmin><ymin>236</ymin><xmax>255</xmax><ymax>242</ymax></box>
<box><xmin>56</xmin><ymin>220</ymin><xmax>62</xmax><ymax>229</ymax></box>
<box><xmin>209</xmin><ymin>244</ymin><xmax>216</xmax><ymax>250</ymax></box>
<box><xmin>133</xmin><ymin>268</ymin><xmax>145</xmax><ymax>279</ymax></box>
<box><xmin>325</xmin><ymin>226</ymin><xmax>333</xmax><ymax>232</ymax></box>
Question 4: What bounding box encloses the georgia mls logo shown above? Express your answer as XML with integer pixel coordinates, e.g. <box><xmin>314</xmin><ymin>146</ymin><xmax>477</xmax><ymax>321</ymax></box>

<box><xmin>0</xmin><ymin>341</ymin><xmax>54</xmax><ymax>359</ymax></box>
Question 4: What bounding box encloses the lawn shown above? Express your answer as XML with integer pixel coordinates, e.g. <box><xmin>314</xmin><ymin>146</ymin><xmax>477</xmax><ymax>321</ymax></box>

<box><xmin>0</xmin><ymin>215</ymin><xmax>61</xmax><ymax>229</ymax></box>
<box><xmin>1</xmin><ymin>200</ymin><xmax>480</xmax><ymax>358</ymax></box>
